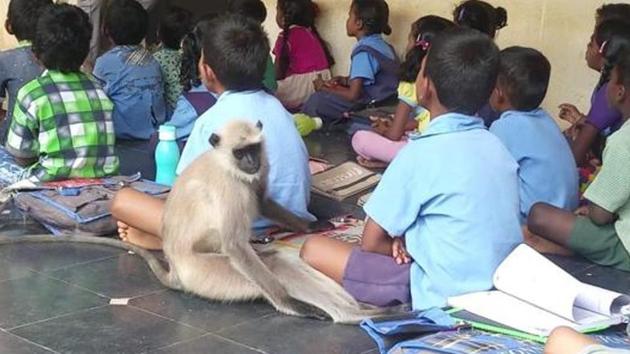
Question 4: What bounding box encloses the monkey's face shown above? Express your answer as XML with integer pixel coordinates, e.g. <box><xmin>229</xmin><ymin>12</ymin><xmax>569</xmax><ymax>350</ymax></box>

<box><xmin>209</xmin><ymin>120</ymin><xmax>267</xmax><ymax>182</ymax></box>
<box><xmin>233</xmin><ymin>143</ymin><xmax>262</xmax><ymax>175</ymax></box>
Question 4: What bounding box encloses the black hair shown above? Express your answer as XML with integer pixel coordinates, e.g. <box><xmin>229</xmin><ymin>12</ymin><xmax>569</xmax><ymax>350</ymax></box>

<box><xmin>226</xmin><ymin>0</ymin><xmax>267</xmax><ymax>23</ymax></box>
<box><xmin>199</xmin><ymin>15</ymin><xmax>269</xmax><ymax>91</ymax></box>
<box><xmin>6</xmin><ymin>0</ymin><xmax>52</xmax><ymax>42</ymax></box>
<box><xmin>453</xmin><ymin>0</ymin><xmax>507</xmax><ymax>38</ymax></box>
<box><xmin>596</xmin><ymin>3</ymin><xmax>630</xmax><ymax>24</ymax></box>
<box><xmin>602</xmin><ymin>26</ymin><xmax>630</xmax><ymax>89</ymax></box>
<box><xmin>595</xmin><ymin>19</ymin><xmax>630</xmax><ymax>89</ymax></box>
<box><xmin>180</xmin><ymin>14</ymin><xmax>218</xmax><ymax>92</ymax></box>
<box><xmin>32</xmin><ymin>3</ymin><xmax>91</xmax><ymax>73</ymax></box>
<box><xmin>159</xmin><ymin>7</ymin><xmax>193</xmax><ymax>50</ymax></box>
<box><xmin>104</xmin><ymin>0</ymin><xmax>148</xmax><ymax>46</ymax></box>
<box><xmin>425</xmin><ymin>28</ymin><xmax>500</xmax><ymax>115</ymax></box>
<box><xmin>497</xmin><ymin>46</ymin><xmax>550</xmax><ymax>111</ymax></box>
<box><xmin>276</xmin><ymin>0</ymin><xmax>334</xmax><ymax>79</ymax></box>
<box><xmin>399</xmin><ymin>16</ymin><xmax>454</xmax><ymax>82</ymax></box>
<box><xmin>351</xmin><ymin>0</ymin><xmax>392</xmax><ymax>36</ymax></box>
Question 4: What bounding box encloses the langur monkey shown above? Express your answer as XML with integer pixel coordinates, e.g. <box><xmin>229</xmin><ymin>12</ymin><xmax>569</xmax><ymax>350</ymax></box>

<box><xmin>0</xmin><ymin>120</ymin><xmax>394</xmax><ymax>323</ymax></box>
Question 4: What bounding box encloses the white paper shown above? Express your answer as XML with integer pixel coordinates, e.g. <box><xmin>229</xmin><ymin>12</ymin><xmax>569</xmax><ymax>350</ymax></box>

<box><xmin>575</xmin><ymin>283</ymin><xmax>630</xmax><ymax>319</ymax></box>
<box><xmin>493</xmin><ymin>244</ymin><xmax>580</xmax><ymax>321</ymax></box>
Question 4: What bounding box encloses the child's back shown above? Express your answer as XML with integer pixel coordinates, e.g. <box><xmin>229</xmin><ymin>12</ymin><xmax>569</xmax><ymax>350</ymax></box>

<box><xmin>491</xmin><ymin>109</ymin><xmax>579</xmax><ymax>219</ymax></box>
<box><xmin>0</xmin><ymin>0</ymin><xmax>52</xmax><ymax>144</ymax></box>
<box><xmin>5</xmin><ymin>3</ymin><xmax>119</xmax><ymax>182</ymax></box>
<box><xmin>153</xmin><ymin>6</ymin><xmax>193</xmax><ymax>116</ymax></box>
<box><xmin>177</xmin><ymin>16</ymin><xmax>315</xmax><ymax>229</ymax></box>
<box><xmin>93</xmin><ymin>0</ymin><xmax>165</xmax><ymax>140</ymax></box>
<box><xmin>490</xmin><ymin>47</ymin><xmax>579</xmax><ymax>221</ymax></box>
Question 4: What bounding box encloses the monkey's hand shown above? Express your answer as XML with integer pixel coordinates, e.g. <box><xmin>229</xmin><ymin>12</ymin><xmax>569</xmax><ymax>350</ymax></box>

<box><xmin>260</xmin><ymin>198</ymin><xmax>309</xmax><ymax>232</ymax></box>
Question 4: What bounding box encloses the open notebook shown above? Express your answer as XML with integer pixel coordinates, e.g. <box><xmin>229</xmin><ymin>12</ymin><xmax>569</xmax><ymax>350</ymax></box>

<box><xmin>311</xmin><ymin>162</ymin><xmax>380</xmax><ymax>201</ymax></box>
<box><xmin>448</xmin><ymin>244</ymin><xmax>630</xmax><ymax>338</ymax></box>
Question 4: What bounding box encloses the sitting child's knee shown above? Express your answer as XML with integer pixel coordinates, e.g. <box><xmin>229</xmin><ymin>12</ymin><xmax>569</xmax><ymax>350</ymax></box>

<box><xmin>111</xmin><ymin>188</ymin><xmax>133</xmax><ymax>219</ymax></box>
<box><xmin>299</xmin><ymin>236</ymin><xmax>324</xmax><ymax>266</ymax></box>
<box><xmin>527</xmin><ymin>202</ymin><xmax>547</xmax><ymax>230</ymax></box>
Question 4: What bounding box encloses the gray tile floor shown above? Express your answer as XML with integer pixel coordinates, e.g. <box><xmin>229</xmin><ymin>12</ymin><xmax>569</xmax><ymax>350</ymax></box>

<box><xmin>0</xmin><ymin>131</ymin><xmax>627</xmax><ymax>353</ymax></box>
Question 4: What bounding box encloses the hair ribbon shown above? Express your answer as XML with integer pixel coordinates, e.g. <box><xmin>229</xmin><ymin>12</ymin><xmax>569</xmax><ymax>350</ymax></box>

<box><xmin>415</xmin><ymin>34</ymin><xmax>431</xmax><ymax>51</ymax></box>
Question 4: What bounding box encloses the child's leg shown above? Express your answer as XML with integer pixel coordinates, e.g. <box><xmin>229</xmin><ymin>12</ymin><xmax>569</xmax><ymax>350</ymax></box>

<box><xmin>527</xmin><ymin>202</ymin><xmax>576</xmax><ymax>252</ymax></box>
<box><xmin>544</xmin><ymin>327</ymin><xmax>596</xmax><ymax>354</ymax></box>
<box><xmin>111</xmin><ymin>188</ymin><xmax>164</xmax><ymax>250</ymax></box>
<box><xmin>300</xmin><ymin>236</ymin><xmax>354</xmax><ymax>284</ymax></box>
<box><xmin>301</xmin><ymin>235</ymin><xmax>411</xmax><ymax>307</ymax></box>
<box><xmin>302</xmin><ymin>91</ymin><xmax>356</xmax><ymax>122</ymax></box>
<box><xmin>352</xmin><ymin>130</ymin><xmax>408</xmax><ymax>163</ymax></box>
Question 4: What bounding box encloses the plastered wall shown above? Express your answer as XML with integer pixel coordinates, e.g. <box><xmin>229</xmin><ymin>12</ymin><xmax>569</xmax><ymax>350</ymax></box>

<box><xmin>261</xmin><ymin>0</ymin><xmax>629</xmax><ymax>125</ymax></box>
<box><xmin>0</xmin><ymin>0</ymin><xmax>627</xmax><ymax>123</ymax></box>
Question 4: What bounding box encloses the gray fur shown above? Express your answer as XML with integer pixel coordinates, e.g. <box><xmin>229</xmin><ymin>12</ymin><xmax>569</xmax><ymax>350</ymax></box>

<box><xmin>0</xmin><ymin>121</ymin><xmax>398</xmax><ymax>323</ymax></box>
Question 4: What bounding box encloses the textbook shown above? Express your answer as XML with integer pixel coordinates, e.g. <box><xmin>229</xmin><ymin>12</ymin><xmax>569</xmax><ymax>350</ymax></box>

<box><xmin>448</xmin><ymin>244</ymin><xmax>630</xmax><ymax>338</ymax></box>
<box><xmin>311</xmin><ymin>162</ymin><xmax>381</xmax><ymax>201</ymax></box>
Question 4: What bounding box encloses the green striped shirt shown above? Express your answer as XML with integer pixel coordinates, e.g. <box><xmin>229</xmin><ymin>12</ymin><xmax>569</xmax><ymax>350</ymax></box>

<box><xmin>6</xmin><ymin>70</ymin><xmax>119</xmax><ymax>181</ymax></box>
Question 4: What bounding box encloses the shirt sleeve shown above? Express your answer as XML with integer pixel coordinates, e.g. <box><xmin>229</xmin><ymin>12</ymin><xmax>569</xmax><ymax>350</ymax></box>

<box><xmin>349</xmin><ymin>51</ymin><xmax>379</xmax><ymax>84</ymax></box>
<box><xmin>176</xmin><ymin>119</ymin><xmax>213</xmax><ymax>175</ymax></box>
<box><xmin>363</xmin><ymin>148</ymin><xmax>423</xmax><ymax>236</ymax></box>
<box><xmin>92</xmin><ymin>55</ymin><xmax>116</xmax><ymax>92</ymax></box>
<box><xmin>5</xmin><ymin>97</ymin><xmax>39</xmax><ymax>159</ymax></box>
<box><xmin>489</xmin><ymin>119</ymin><xmax>515</xmax><ymax>154</ymax></box>
<box><xmin>272</xmin><ymin>33</ymin><xmax>285</xmax><ymax>57</ymax></box>
<box><xmin>584</xmin><ymin>139</ymin><xmax>630</xmax><ymax>213</ymax></box>
<box><xmin>586</xmin><ymin>84</ymin><xmax>622</xmax><ymax>132</ymax></box>
<box><xmin>169</xmin><ymin>95</ymin><xmax>198</xmax><ymax>139</ymax></box>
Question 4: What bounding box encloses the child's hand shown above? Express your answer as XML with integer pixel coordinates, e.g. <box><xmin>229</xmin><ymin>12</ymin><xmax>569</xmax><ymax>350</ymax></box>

<box><xmin>370</xmin><ymin>116</ymin><xmax>392</xmax><ymax>135</ymax></box>
<box><xmin>328</xmin><ymin>76</ymin><xmax>348</xmax><ymax>87</ymax></box>
<box><xmin>559</xmin><ymin>104</ymin><xmax>585</xmax><ymax>125</ymax></box>
<box><xmin>392</xmin><ymin>237</ymin><xmax>411</xmax><ymax>265</ymax></box>
<box><xmin>313</xmin><ymin>77</ymin><xmax>326</xmax><ymax>91</ymax></box>
<box><xmin>575</xmin><ymin>205</ymin><xmax>590</xmax><ymax>216</ymax></box>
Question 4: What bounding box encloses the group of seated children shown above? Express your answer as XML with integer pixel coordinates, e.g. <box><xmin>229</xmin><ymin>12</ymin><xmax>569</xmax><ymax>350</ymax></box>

<box><xmin>0</xmin><ymin>0</ymin><xmax>629</xmax><ymax>348</ymax></box>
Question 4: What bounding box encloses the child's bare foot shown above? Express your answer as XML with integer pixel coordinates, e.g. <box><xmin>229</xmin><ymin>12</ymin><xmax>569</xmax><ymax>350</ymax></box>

<box><xmin>357</xmin><ymin>156</ymin><xmax>388</xmax><ymax>169</ymax></box>
<box><xmin>117</xmin><ymin>222</ymin><xmax>163</xmax><ymax>250</ymax></box>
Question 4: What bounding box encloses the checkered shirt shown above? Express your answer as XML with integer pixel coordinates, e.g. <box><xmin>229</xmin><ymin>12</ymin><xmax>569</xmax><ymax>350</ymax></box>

<box><xmin>5</xmin><ymin>70</ymin><xmax>119</xmax><ymax>181</ymax></box>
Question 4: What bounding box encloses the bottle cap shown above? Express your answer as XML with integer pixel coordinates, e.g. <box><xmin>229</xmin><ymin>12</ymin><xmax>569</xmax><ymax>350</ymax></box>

<box><xmin>313</xmin><ymin>117</ymin><xmax>323</xmax><ymax>130</ymax></box>
<box><xmin>158</xmin><ymin>125</ymin><xmax>176</xmax><ymax>141</ymax></box>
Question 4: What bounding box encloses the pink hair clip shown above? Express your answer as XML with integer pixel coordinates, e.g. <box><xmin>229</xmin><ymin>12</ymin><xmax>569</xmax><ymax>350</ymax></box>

<box><xmin>415</xmin><ymin>38</ymin><xmax>430</xmax><ymax>51</ymax></box>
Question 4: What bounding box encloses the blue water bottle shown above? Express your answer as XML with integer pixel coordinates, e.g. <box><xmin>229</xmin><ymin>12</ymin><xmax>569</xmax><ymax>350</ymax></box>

<box><xmin>155</xmin><ymin>125</ymin><xmax>180</xmax><ymax>186</ymax></box>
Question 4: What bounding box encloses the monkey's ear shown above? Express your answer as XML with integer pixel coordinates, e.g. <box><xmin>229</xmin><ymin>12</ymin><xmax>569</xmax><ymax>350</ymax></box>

<box><xmin>209</xmin><ymin>133</ymin><xmax>221</xmax><ymax>147</ymax></box>
<box><xmin>256</xmin><ymin>121</ymin><xmax>263</xmax><ymax>130</ymax></box>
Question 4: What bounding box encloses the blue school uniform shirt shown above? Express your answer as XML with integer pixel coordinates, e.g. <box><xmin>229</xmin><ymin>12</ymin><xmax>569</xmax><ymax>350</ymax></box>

<box><xmin>93</xmin><ymin>46</ymin><xmax>166</xmax><ymax>140</ymax></box>
<box><xmin>177</xmin><ymin>90</ymin><xmax>316</xmax><ymax>228</ymax></box>
<box><xmin>168</xmin><ymin>84</ymin><xmax>216</xmax><ymax>140</ymax></box>
<box><xmin>349</xmin><ymin>34</ymin><xmax>396</xmax><ymax>86</ymax></box>
<box><xmin>490</xmin><ymin>109</ymin><xmax>579</xmax><ymax>222</ymax></box>
<box><xmin>364</xmin><ymin>113</ymin><xmax>522</xmax><ymax>310</ymax></box>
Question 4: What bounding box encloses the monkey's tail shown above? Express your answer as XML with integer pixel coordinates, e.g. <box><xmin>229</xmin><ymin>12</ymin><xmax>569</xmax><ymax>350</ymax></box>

<box><xmin>270</xmin><ymin>251</ymin><xmax>407</xmax><ymax>324</ymax></box>
<box><xmin>0</xmin><ymin>234</ymin><xmax>180</xmax><ymax>290</ymax></box>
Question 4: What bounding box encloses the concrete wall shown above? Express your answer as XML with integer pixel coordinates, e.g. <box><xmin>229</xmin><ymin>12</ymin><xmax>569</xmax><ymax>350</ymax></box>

<box><xmin>262</xmin><ymin>0</ymin><xmax>628</xmax><ymax>125</ymax></box>
<box><xmin>1</xmin><ymin>0</ymin><xmax>626</xmax><ymax>122</ymax></box>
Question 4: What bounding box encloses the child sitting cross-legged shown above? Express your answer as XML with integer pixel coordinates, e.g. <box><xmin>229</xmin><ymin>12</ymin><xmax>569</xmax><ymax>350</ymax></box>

<box><xmin>111</xmin><ymin>15</ymin><xmax>315</xmax><ymax>250</ymax></box>
<box><xmin>0</xmin><ymin>0</ymin><xmax>51</xmax><ymax>145</ymax></box>
<box><xmin>527</xmin><ymin>29</ymin><xmax>630</xmax><ymax>272</ymax></box>
<box><xmin>351</xmin><ymin>15</ymin><xmax>453</xmax><ymax>168</ymax></box>
<box><xmin>489</xmin><ymin>46</ymin><xmax>579</xmax><ymax>224</ymax></box>
<box><xmin>93</xmin><ymin>0</ymin><xmax>166</xmax><ymax>140</ymax></box>
<box><xmin>300</xmin><ymin>28</ymin><xmax>522</xmax><ymax>309</ymax></box>
<box><xmin>1</xmin><ymin>3</ymin><xmax>119</xmax><ymax>184</ymax></box>
<box><xmin>301</xmin><ymin>0</ymin><xmax>399</xmax><ymax>123</ymax></box>
<box><xmin>273</xmin><ymin>0</ymin><xmax>334</xmax><ymax>110</ymax></box>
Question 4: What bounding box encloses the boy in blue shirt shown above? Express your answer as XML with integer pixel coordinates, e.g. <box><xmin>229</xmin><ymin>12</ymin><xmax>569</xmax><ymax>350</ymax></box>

<box><xmin>301</xmin><ymin>29</ymin><xmax>522</xmax><ymax>310</ymax></box>
<box><xmin>112</xmin><ymin>15</ymin><xmax>315</xmax><ymax>250</ymax></box>
<box><xmin>489</xmin><ymin>47</ymin><xmax>579</xmax><ymax>223</ymax></box>
<box><xmin>93</xmin><ymin>0</ymin><xmax>165</xmax><ymax>140</ymax></box>
<box><xmin>0</xmin><ymin>0</ymin><xmax>51</xmax><ymax>144</ymax></box>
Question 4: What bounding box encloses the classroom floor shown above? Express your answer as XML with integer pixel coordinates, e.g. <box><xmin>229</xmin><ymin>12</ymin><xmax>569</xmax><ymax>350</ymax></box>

<box><xmin>0</xmin><ymin>131</ymin><xmax>628</xmax><ymax>353</ymax></box>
